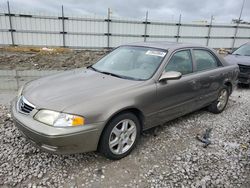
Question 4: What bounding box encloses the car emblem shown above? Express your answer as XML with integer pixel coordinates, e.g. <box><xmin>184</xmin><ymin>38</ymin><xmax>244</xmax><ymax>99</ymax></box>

<box><xmin>20</xmin><ymin>99</ymin><xmax>25</xmax><ymax>109</ymax></box>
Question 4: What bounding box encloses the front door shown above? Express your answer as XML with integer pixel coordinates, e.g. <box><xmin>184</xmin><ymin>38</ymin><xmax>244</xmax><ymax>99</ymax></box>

<box><xmin>155</xmin><ymin>49</ymin><xmax>200</xmax><ymax>124</ymax></box>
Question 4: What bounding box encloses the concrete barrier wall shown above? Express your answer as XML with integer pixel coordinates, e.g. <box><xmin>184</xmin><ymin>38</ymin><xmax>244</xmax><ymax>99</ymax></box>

<box><xmin>0</xmin><ymin>70</ymin><xmax>62</xmax><ymax>90</ymax></box>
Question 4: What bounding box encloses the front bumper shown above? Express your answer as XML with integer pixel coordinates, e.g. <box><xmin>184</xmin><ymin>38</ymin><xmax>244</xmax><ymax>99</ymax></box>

<box><xmin>238</xmin><ymin>72</ymin><xmax>250</xmax><ymax>84</ymax></box>
<box><xmin>11</xmin><ymin>99</ymin><xmax>105</xmax><ymax>154</ymax></box>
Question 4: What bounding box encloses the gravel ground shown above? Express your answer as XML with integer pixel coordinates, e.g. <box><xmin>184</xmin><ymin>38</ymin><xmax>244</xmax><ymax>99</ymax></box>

<box><xmin>0</xmin><ymin>48</ymin><xmax>108</xmax><ymax>70</ymax></box>
<box><xmin>0</xmin><ymin>87</ymin><xmax>249</xmax><ymax>188</ymax></box>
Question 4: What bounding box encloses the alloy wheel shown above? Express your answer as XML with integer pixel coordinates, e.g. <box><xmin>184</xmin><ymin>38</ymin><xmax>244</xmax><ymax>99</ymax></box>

<box><xmin>109</xmin><ymin>119</ymin><xmax>137</xmax><ymax>155</ymax></box>
<box><xmin>217</xmin><ymin>89</ymin><xmax>228</xmax><ymax>111</ymax></box>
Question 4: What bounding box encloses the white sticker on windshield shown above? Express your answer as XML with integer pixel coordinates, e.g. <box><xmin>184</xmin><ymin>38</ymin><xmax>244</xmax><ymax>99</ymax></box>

<box><xmin>146</xmin><ymin>50</ymin><xmax>166</xmax><ymax>57</ymax></box>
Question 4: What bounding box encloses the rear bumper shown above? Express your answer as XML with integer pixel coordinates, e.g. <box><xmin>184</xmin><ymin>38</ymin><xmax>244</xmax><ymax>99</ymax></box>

<box><xmin>11</xmin><ymin>99</ymin><xmax>105</xmax><ymax>154</ymax></box>
<box><xmin>238</xmin><ymin>72</ymin><xmax>250</xmax><ymax>84</ymax></box>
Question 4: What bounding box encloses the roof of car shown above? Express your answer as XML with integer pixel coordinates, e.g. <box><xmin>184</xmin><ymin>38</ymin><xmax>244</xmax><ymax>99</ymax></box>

<box><xmin>125</xmin><ymin>41</ymin><xmax>206</xmax><ymax>51</ymax></box>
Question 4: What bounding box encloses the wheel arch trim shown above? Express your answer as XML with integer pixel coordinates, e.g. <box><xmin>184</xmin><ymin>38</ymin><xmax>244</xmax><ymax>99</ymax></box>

<box><xmin>97</xmin><ymin>106</ymin><xmax>145</xmax><ymax>150</ymax></box>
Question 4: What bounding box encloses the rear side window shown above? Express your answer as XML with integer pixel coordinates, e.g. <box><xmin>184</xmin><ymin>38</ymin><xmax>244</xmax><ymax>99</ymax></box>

<box><xmin>165</xmin><ymin>50</ymin><xmax>193</xmax><ymax>75</ymax></box>
<box><xmin>193</xmin><ymin>50</ymin><xmax>219</xmax><ymax>72</ymax></box>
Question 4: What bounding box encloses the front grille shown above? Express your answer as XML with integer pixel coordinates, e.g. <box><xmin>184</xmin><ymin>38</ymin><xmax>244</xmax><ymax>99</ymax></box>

<box><xmin>17</xmin><ymin>96</ymin><xmax>35</xmax><ymax>115</ymax></box>
<box><xmin>238</xmin><ymin>64</ymin><xmax>250</xmax><ymax>73</ymax></box>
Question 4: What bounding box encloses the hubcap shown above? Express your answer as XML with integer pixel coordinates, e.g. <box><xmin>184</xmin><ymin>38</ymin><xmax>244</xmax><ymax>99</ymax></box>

<box><xmin>217</xmin><ymin>89</ymin><xmax>228</xmax><ymax>111</ymax></box>
<box><xmin>109</xmin><ymin>119</ymin><xmax>137</xmax><ymax>155</ymax></box>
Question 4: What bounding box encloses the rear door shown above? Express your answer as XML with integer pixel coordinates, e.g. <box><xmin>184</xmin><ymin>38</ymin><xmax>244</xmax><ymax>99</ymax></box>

<box><xmin>155</xmin><ymin>49</ymin><xmax>201</xmax><ymax>124</ymax></box>
<box><xmin>191</xmin><ymin>48</ymin><xmax>225</xmax><ymax>107</ymax></box>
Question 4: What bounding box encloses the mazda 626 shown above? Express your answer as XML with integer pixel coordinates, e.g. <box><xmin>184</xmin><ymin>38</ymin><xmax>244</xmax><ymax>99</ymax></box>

<box><xmin>12</xmin><ymin>42</ymin><xmax>239</xmax><ymax>159</ymax></box>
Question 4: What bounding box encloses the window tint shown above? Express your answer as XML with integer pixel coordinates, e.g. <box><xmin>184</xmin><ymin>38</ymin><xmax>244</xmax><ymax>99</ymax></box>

<box><xmin>193</xmin><ymin>50</ymin><xmax>219</xmax><ymax>71</ymax></box>
<box><xmin>165</xmin><ymin>50</ymin><xmax>193</xmax><ymax>75</ymax></box>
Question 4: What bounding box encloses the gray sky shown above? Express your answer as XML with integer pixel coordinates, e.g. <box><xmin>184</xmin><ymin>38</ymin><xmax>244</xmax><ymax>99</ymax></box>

<box><xmin>2</xmin><ymin>0</ymin><xmax>250</xmax><ymax>23</ymax></box>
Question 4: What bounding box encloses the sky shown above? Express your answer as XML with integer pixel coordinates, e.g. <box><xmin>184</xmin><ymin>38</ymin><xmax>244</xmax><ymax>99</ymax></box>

<box><xmin>1</xmin><ymin>0</ymin><xmax>249</xmax><ymax>23</ymax></box>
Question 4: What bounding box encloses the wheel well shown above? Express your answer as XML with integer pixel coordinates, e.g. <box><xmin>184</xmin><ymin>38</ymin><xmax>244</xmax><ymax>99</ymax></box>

<box><xmin>125</xmin><ymin>108</ymin><xmax>145</xmax><ymax>130</ymax></box>
<box><xmin>224</xmin><ymin>81</ymin><xmax>233</xmax><ymax>94</ymax></box>
<box><xmin>97</xmin><ymin>108</ymin><xmax>145</xmax><ymax>151</ymax></box>
<box><xmin>107</xmin><ymin>108</ymin><xmax>144</xmax><ymax>132</ymax></box>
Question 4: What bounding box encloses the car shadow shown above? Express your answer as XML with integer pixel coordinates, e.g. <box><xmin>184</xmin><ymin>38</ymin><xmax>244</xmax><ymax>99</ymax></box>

<box><xmin>237</xmin><ymin>83</ymin><xmax>250</xmax><ymax>89</ymax></box>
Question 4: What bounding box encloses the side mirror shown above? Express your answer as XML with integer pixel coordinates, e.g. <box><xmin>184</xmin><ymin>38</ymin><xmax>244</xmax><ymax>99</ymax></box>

<box><xmin>159</xmin><ymin>71</ymin><xmax>182</xmax><ymax>82</ymax></box>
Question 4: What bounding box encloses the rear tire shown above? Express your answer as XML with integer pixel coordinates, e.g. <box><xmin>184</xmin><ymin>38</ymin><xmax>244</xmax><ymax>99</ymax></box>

<box><xmin>98</xmin><ymin>113</ymin><xmax>141</xmax><ymax>160</ymax></box>
<box><xmin>208</xmin><ymin>87</ymin><xmax>229</xmax><ymax>114</ymax></box>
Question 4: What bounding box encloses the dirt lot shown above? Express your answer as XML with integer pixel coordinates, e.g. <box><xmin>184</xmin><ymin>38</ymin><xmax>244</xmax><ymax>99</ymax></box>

<box><xmin>0</xmin><ymin>47</ymin><xmax>249</xmax><ymax>187</ymax></box>
<box><xmin>0</xmin><ymin>47</ymin><xmax>228</xmax><ymax>71</ymax></box>
<box><xmin>0</xmin><ymin>47</ymin><xmax>108</xmax><ymax>70</ymax></box>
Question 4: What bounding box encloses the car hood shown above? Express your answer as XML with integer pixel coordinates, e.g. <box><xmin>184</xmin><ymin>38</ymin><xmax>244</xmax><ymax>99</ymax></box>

<box><xmin>224</xmin><ymin>54</ymin><xmax>250</xmax><ymax>66</ymax></box>
<box><xmin>23</xmin><ymin>68</ymin><xmax>142</xmax><ymax>112</ymax></box>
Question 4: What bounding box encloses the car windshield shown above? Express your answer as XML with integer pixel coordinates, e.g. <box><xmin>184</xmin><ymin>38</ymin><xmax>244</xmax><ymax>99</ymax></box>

<box><xmin>91</xmin><ymin>46</ymin><xmax>167</xmax><ymax>80</ymax></box>
<box><xmin>233</xmin><ymin>43</ymin><xmax>250</xmax><ymax>56</ymax></box>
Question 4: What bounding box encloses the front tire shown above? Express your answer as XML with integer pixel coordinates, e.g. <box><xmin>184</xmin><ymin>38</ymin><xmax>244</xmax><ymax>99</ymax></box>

<box><xmin>98</xmin><ymin>113</ymin><xmax>141</xmax><ymax>160</ymax></box>
<box><xmin>208</xmin><ymin>87</ymin><xmax>229</xmax><ymax>114</ymax></box>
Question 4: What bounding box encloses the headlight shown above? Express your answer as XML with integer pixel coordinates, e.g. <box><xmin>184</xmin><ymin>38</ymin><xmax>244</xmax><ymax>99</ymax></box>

<box><xmin>17</xmin><ymin>86</ymin><xmax>24</xmax><ymax>97</ymax></box>
<box><xmin>34</xmin><ymin>110</ymin><xmax>85</xmax><ymax>127</ymax></box>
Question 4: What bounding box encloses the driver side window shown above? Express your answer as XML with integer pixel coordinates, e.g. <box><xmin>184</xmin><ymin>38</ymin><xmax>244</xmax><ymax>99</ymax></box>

<box><xmin>165</xmin><ymin>50</ymin><xmax>193</xmax><ymax>75</ymax></box>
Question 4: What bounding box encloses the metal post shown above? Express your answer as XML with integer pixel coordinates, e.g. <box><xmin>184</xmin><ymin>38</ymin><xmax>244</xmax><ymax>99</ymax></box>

<box><xmin>144</xmin><ymin>11</ymin><xmax>148</xmax><ymax>42</ymax></box>
<box><xmin>239</xmin><ymin>0</ymin><xmax>245</xmax><ymax>22</ymax></box>
<box><xmin>206</xmin><ymin>15</ymin><xmax>213</xmax><ymax>46</ymax></box>
<box><xmin>106</xmin><ymin>8</ymin><xmax>111</xmax><ymax>48</ymax></box>
<box><xmin>176</xmin><ymin>14</ymin><xmax>181</xmax><ymax>42</ymax></box>
<box><xmin>7</xmin><ymin>1</ymin><xmax>14</xmax><ymax>46</ymax></box>
<box><xmin>232</xmin><ymin>24</ymin><xmax>238</xmax><ymax>50</ymax></box>
<box><xmin>15</xmin><ymin>70</ymin><xmax>19</xmax><ymax>91</ymax></box>
<box><xmin>61</xmin><ymin>5</ymin><xmax>66</xmax><ymax>47</ymax></box>
<box><xmin>232</xmin><ymin>0</ymin><xmax>245</xmax><ymax>50</ymax></box>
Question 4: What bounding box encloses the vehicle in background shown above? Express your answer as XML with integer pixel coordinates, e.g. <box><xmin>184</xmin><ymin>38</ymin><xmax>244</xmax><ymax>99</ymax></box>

<box><xmin>11</xmin><ymin>42</ymin><xmax>239</xmax><ymax>160</ymax></box>
<box><xmin>224</xmin><ymin>42</ymin><xmax>250</xmax><ymax>85</ymax></box>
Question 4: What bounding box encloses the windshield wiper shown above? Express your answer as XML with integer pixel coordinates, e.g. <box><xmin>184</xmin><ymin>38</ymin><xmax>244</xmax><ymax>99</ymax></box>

<box><xmin>87</xmin><ymin>66</ymin><xmax>143</xmax><ymax>81</ymax></box>
<box><xmin>88</xmin><ymin>67</ymin><xmax>125</xmax><ymax>79</ymax></box>
<box><xmin>233</xmin><ymin>53</ymin><xmax>242</xmax><ymax>56</ymax></box>
<box><xmin>101</xmin><ymin>71</ymin><xmax>144</xmax><ymax>81</ymax></box>
<box><xmin>87</xmin><ymin>65</ymin><xmax>102</xmax><ymax>73</ymax></box>
<box><xmin>233</xmin><ymin>53</ymin><xmax>250</xmax><ymax>56</ymax></box>
<box><xmin>100</xmin><ymin>71</ymin><xmax>126</xmax><ymax>78</ymax></box>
